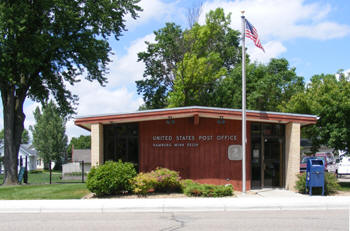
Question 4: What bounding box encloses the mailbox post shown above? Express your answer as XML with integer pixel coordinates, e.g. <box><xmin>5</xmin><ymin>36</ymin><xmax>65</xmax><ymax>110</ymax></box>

<box><xmin>305</xmin><ymin>159</ymin><xmax>325</xmax><ymax>195</ymax></box>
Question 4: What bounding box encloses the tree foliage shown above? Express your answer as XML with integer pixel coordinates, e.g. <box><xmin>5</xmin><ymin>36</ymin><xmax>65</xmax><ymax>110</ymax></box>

<box><xmin>210</xmin><ymin>58</ymin><xmax>305</xmax><ymax>111</ymax></box>
<box><xmin>137</xmin><ymin>9</ymin><xmax>303</xmax><ymax>111</ymax></box>
<box><xmin>30</xmin><ymin>101</ymin><xmax>68</xmax><ymax>170</ymax></box>
<box><xmin>0</xmin><ymin>0</ymin><xmax>141</xmax><ymax>184</ymax></box>
<box><xmin>67</xmin><ymin>135</ymin><xmax>91</xmax><ymax>159</ymax></box>
<box><xmin>136</xmin><ymin>8</ymin><xmax>241</xmax><ymax>109</ymax></box>
<box><xmin>282</xmin><ymin>71</ymin><xmax>350</xmax><ymax>151</ymax></box>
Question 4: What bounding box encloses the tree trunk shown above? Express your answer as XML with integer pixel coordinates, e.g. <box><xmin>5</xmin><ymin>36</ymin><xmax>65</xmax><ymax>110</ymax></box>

<box><xmin>2</xmin><ymin>87</ymin><xmax>25</xmax><ymax>185</ymax></box>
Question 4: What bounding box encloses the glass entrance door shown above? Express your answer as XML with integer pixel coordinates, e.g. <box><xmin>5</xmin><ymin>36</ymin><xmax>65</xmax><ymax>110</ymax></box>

<box><xmin>263</xmin><ymin>137</ymin><xmax>282</xmax><ymax>187</ymax></box>
<box><xmin>251</xmin><ymin>123</ymin><xmax>284</xmax><ymax>189</ymax></box>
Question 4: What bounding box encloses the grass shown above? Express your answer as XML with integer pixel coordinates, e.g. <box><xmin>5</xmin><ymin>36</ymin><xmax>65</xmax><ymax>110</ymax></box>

<box><xmin>338</xmin><ymin>182</ymin><xmax>350</xmax><ymax>191</ymax></box>
<box><xmin>0</xmin><ymin>171</ymin><xmax>84</xmax><ymax>184</ymax></box>
<box><xmin>0</xmin><ymin>183</ymin><xmax>89</xmax><ymax>200</ymax></box>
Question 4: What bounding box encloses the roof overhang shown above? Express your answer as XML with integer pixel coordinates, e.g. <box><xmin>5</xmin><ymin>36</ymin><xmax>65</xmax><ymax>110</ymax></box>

<box><xmin>75</xmin><ymin>106</ymin><xmax>318</xmax><ymax>131</ymax></box>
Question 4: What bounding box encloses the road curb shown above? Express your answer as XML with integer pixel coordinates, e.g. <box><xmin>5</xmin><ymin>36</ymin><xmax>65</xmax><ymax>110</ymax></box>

<box><xmin>0</xmin><ymin>197</ymin><xmax>350</xmax><ymax>213</ymax></box>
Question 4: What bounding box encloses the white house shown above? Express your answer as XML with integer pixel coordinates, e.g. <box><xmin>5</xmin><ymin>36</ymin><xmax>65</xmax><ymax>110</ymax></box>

<box><xmin>0</xmin><ymin>141</ymin><xmax>38</xmax><ymax>173</ymax></box>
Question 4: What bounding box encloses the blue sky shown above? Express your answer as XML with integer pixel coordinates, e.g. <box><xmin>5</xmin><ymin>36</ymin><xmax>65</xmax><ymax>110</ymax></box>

<box><xmin>1</xmin><ymin>0</ymin><xmax>350</xmax><ymax>140</ymax></box>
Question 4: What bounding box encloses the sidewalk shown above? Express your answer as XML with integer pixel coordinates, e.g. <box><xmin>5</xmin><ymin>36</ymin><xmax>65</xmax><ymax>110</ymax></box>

<box><xmin>1</xmin><ymin>189</ymin><xmax>350</xmax><ymax>213</ymax></box>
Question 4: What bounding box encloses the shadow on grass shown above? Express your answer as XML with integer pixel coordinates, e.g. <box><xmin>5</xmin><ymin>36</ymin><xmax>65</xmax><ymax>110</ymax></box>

<box><xmin>338</xmin><ymin>182</ymin><xmax>350</xmax><ymax>191</ymax></box>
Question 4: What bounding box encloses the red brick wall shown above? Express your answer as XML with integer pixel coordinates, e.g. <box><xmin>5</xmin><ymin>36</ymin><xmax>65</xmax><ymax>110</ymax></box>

<box><xmin>139</xmin><ymin>117</ymin><xmax>251</xmax><ymax>191</ymax></box>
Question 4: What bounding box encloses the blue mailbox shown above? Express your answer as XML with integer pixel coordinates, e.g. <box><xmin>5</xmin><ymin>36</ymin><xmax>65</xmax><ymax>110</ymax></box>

<box><xmin>305</xmin><ymin>158</ymin><xmax>324</xmax><ymax>195</ymax></box>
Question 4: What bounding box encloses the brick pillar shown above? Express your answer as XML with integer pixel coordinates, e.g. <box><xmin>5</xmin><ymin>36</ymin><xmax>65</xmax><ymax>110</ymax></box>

<box><xmin>91</xmin><ymin>123</ymin><xmax>103</xmax><ymax>167</ymax></box>
<box><xmin>285</xmin><ymin>122</ymin><xmax>300</xmax><ymax>191</ymax></box>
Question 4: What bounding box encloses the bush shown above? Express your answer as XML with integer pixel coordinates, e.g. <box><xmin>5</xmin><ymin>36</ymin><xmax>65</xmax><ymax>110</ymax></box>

<box><xmin>152</xmin><ymin>167</ymin><xmax>182</xmax><ymax>193</ymax></box>
<box><xmin>295</xmin><ymin>172</ymin><xmax>340</xmax><ymax>195</ymax></box>
<box><xmin>131</xmin><ymin>172</ymin><xmax>157</xmax><ymax>195</ymax></box>
<box><xmin>180</xmin><ymin>179</ymin><xmax>195</xmax><ymax>190</ymax></box>
<box><xmin>183</xmin><ymin>182</ymin><xmax>233</xmax><ymax>197</ymax></box>
<box><xmin>131</xmin><ymin>167</ymin><xmax>182</xmax><ymax>195</ymax></box>
<box><xmin>86</xmin><ymin>160</ymin><xmax>137</xmax><ymax>197</ymax></box>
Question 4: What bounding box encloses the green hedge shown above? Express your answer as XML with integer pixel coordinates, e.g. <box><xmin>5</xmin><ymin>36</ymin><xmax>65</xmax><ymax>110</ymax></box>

<box><xmin>86</xmin><ymin>160</ymin><xmax>137</xmax><ymax>197</ymax></box>
<box><xmin>131</xmin><ymin>167</ymin><xmax>182</xmax><ymax>195</ymax></box>
<box><xmin>295</xmin><ymin>172</ymin><xmax>339</xmax><ymax>195</ymax></box>
<box><xmin>183</xmin><ymin>181</ymin><xmax>233</xmax><ymax>197</ymax></box>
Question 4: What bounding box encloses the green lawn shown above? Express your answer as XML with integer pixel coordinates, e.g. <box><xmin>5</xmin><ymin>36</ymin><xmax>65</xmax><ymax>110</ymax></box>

<box><xmin>0</xmin><ymin>183</ymin><xmax>90</xmax><ymax>200</ymax></box>
<box><xmin>338</xmin><ymin>182</ymin><xmax>350</xmax><ymax>191</ymax></box>
<box><xmin>0</xmin><ymin>171</ymin><xmax>84</xmax><ymax>184</ymax></box>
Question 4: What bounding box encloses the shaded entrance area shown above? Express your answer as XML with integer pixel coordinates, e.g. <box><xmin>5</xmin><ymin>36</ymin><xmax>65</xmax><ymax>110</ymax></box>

<box><xmin>103</xmin><ymin>123</ymin><xmax>139</xmax><ymax>169</ymax></box>
<box><xmin>251</xmin><ymin>123</ymin><xmax>285</xmax><ymax>189</ymax></box>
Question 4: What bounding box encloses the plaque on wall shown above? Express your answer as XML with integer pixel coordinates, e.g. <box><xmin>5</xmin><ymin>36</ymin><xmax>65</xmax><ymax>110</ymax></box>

<box><xmin>228</xmin><ymin>145</ymin><xmax>242</xmax><ymax>160</ymax></box>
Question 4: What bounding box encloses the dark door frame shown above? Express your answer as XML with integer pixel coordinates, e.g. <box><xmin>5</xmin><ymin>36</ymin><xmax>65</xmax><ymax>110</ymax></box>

<box><xmin>251</xmin><ymin>123</ymin><xmax>285</xmax><ymax>189</ymax></box>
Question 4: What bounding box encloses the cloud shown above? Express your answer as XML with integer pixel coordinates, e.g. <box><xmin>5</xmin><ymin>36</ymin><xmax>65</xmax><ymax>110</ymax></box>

<box><xmin>197</xmin><ymin>0</ymin><xmax>350</xmax><ymax>64</ymax></box>
<box><xmin>345</xmin><ymin>69</ymin><xmax>350</xmax><ymax>75</ymax></box>
<box><xmin>107</xmin><ymin>33</ymin><xmax>155</xmax><ymax>87</ymax></box>
<box><xmin>125</xmin><ymin>0</ymin><xmax>178</xmax><ymax>29</ymax></box>
<box><xmin>200</xmin><ymin>0</ymin><xmax>350</xmax><ymax>41</ymax></box>
<box><xmin>23</xmin><ymin>101</ymin><xmax>41</xmax><ymax>131</ymax></box>
<box><xmin>248</xmin><ymin>40</ymin><xmax>287</xmax><ymax>63</ymax></box>
<box><xmin>67</xmin><ymin>80</ymin><xmax>143</xmax><ymax>140</ymax></box>
<box><xmin>64</xmin><ymin>34</ymin><xmax>154</xmax><ymax>140</ymax></box>
<box><xmin>73</xmin><ymin>83</ymin><xmax>143</xmax><ymax>118</ymax></box>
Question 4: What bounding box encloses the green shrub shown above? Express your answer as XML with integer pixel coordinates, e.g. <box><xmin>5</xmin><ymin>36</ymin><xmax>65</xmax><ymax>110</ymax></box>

<box><xmin>131</xmin><ymin>167</ymin><xmax>182</xmax><ymax>195</ymax></box>
<box><xmin>131</xmin><ymin>172</ymin><xmax>157</xmax><ymax>195</ymax></box>
<box><xmin>295</xmin><ymin>173</ymin><xmax>307</xmax><ymax>193</ymax></box>
<box><xmin>180</xmin><ymin>179</ymin><xmax>195</xmax><ymax>190</ymax></box>
<box><xmin>183</xmin><ymin>182</ymin><xmax>233</xmax><ymax>197</ymax></box>
<box><xmin>295</xmin><ymin>172</ymin><xmax>340</xmax><ymax>195</ymax></box>
<box><xmin>153</xmin><ymin>167</ymin><xmax>182</xmax><ymax>193</ymax></box>
<box><xmin>86</xmin><ymin>160</ymin><xmax>137</xmax><ymax>197</ymax></box>
<box><xmin>324</xmin><ymin>172</ymin><xmax>340</xmax><ymax>194</ymax></box>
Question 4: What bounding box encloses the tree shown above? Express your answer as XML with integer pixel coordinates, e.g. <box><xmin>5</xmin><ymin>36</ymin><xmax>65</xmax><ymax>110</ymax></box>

<box><xmin>0</xmin><ymin>128</ymin><xmax>29</xmax><ymax>144</ymax></box>
<box><xmin>136</xmin><ymin>8</ymin><xmax>241</xmax><ymax>109</ymax></box>
<box><xmin>168</xmin><ymin>52</ymin><xmax>227</xmax><ymax>106</ymax></box>
<box><xmin>0</xmin><ymin>1</ymin><xmax>141</xmax><ymax>184</ymax></box>
<box><xmin>30</xmin><ymin>101</ymin><xmax>68</xmax><ymax>170</ymax></box>
<box><xmin>67</xmin><ymin>135</ymin><xmax>91</xmax><ymax>159</ymax></box>
<box><xmin>282</xmin><ymin>71</ymin><xmax>350</xmax><ymax>152</ymax></box>
<box><xmin>210</xmin><ymin>58</ymin><xmax>305</xmax><ymax>111</ymax></box>
<box><xmin>136</xmin><ymin>22</ymin><xmax>184</xmax><ymax>109</ymax></box>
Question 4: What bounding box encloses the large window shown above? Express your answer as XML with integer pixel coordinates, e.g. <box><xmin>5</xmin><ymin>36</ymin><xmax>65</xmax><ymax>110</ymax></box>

<box><xmin>103</xmin><ymin>123</ymin><xmax>139</xmax><ymax>169</ymax></box>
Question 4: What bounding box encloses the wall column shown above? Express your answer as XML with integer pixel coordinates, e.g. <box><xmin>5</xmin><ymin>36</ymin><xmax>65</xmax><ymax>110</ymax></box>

<box><xmin>91</xmin><ymin>123</ymin><xmax>103</xmax><ymax>167</ymax></box>
<box><xmin>285</xmin><ymin>122</ymin><xmax>300</xmax><ymax>191</ymax></box>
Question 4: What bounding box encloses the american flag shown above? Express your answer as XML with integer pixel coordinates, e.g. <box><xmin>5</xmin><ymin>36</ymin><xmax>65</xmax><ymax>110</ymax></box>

<box><xmin>245</xmin><ymin>19</ymin><xmax>265</xmax><ymax>52</ymax></box>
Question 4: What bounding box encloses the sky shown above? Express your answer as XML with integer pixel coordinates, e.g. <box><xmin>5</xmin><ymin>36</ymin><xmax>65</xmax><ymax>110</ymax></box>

<box><xmin>0</xmin><ymin>0</ymin><xmax>350</xmax><ymax>141</ymax></box>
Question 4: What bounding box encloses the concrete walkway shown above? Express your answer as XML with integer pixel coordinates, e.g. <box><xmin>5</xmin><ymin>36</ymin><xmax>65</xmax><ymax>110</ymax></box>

<box><xmin>1</xmin><ymin>189</ymin><xmax>350</xmax><ymax>213</ymax></box>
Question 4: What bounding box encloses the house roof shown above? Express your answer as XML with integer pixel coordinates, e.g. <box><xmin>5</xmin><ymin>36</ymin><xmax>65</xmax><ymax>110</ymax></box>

<box><xmin>0</xmin><ymin>142</ymin><xmax>37</xmax><ymax>157</ymax></box>
<box><xmin>75</xmin><ymin>106</ymin><xmax>318</xmax><ymax>131</ymax></box>
<box><xmin>72</xmin><ymin>149</ymin><xmax>91</xmax><ymax>163</ymax></box>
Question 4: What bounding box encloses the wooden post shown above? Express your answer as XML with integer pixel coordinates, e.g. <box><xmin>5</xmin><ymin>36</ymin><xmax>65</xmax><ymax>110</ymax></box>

<box><xmin>49</xmin><ymin>160</ymin><xmax>52</xmax><ymax>184</ymax></box>
<box><xmin>82</xmin><ymin>160</ymin><xmax>84</xmax><ymax>183</ymax></box>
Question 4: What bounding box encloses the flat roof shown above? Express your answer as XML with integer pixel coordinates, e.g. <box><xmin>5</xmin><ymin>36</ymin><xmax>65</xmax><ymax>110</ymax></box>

<box><xmin>75</xmin><ymin>106</ymin><xmax>317</xmax><ymax>131</ymax></box>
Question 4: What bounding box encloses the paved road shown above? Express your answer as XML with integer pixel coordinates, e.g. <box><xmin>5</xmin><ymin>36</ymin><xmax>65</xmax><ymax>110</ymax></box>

<box><xmin>0</xmin><ymin>210</ymin><xmax>348</xmax><ymax>231</ymax></box>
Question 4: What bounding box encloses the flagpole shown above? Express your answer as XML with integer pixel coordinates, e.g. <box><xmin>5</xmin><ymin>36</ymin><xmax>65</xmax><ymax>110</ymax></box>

<box><xmin>241</xmin><ymin>11</ymin><xmax>246</xmax><ymax>193</ymax></box>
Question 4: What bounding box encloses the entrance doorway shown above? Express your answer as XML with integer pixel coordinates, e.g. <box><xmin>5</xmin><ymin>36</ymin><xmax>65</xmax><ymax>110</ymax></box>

<box><xmin>251</xmin><ymin>123</ymin><xmax>284</xmax><ymax>189</ymax></box>
<box><xmin>103</xmin><ymin>123</ymin><xmax>139</xmax><ymax>170</ymax></box>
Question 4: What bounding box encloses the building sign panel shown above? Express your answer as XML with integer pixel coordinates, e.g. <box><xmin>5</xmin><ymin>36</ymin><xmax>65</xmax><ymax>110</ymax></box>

<box><xmin>151</xmin><ymin>135</ymin><xmax>237</xmax><ymax>148</ymax></box>
<box><xmin>228</xmin><ymin>145</ymin><xmax>242</xmax><ymax>160</ymax></box>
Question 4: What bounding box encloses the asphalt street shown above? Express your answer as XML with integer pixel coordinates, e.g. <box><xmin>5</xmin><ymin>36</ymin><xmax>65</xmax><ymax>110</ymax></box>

<box><xmin>0</xmin><ymin>210</ymin><xmax>348</xmax><ymax>231</ymax></box>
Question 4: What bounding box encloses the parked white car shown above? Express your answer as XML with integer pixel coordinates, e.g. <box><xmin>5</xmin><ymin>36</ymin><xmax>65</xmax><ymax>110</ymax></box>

<box><xmin>336</xmin><ymin>156</ymin><xmax>350</xmax><ymax>178</ymax></box>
